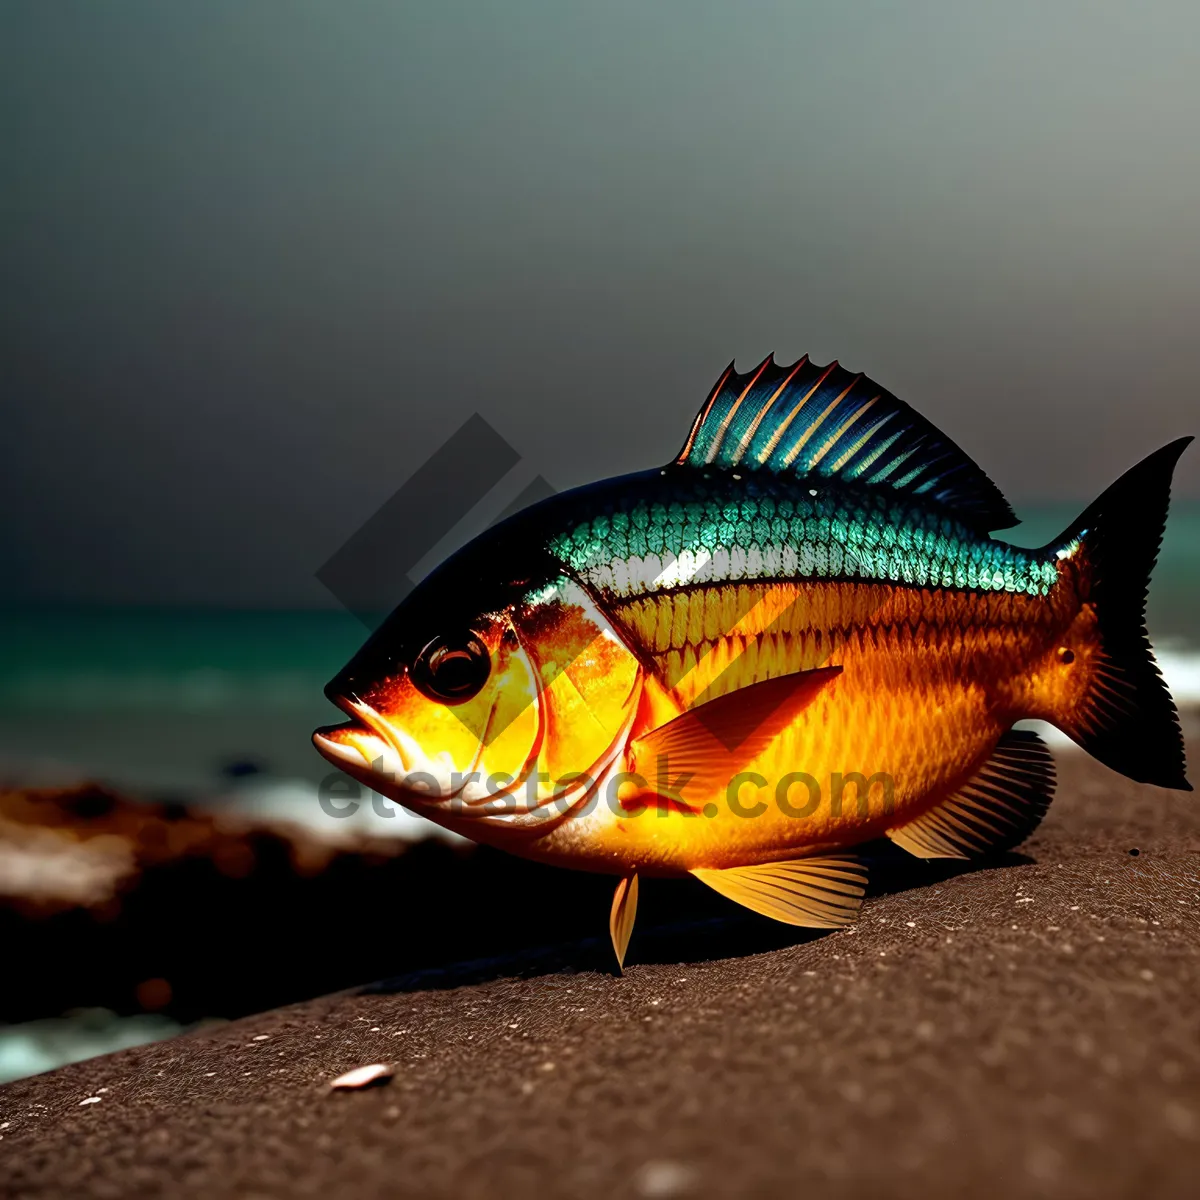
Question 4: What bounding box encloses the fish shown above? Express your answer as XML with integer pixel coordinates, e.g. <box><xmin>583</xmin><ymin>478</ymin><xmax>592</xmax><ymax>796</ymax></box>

<box><xmin>314</xmin><ymin>354</ymin><xmax>1192</xmax><ymax>969</ymax></box>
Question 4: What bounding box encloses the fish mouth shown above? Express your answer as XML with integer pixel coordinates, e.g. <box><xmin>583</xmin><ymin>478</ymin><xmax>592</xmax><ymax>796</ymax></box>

<box><xmin>312</xmin><ymin>721</ymin><xmax>406</xmax><ymax>781</ymax></box>
<box><xmin>311</xmin><ymin>693</ymin><xmax>551</xmax><ymax>824</ymax></box>
<box><xmin>312</xmin><ymin>695</ymin><xmax>472</xmax><ymax>806</ymax></box>
<box><xmin>313</xmin><ymin>690</ymin><xmax>419</xmax><ymax>789</ymax></box>
<box><xmin>312</xmin><ymin>689</ymin><xmax>634</xmax><ymax>833</ymax></box>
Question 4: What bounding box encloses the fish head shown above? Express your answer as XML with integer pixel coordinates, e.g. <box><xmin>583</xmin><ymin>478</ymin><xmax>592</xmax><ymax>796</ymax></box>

<box><xmin>314</xmin><ymin>538</ymin><xmax>642</xmax><ymax>833</ymax></box>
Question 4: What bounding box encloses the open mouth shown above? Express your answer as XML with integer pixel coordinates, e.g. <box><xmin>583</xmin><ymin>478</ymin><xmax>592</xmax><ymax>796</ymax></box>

<box><xmin>312</xmin><ymin>721</ymin><xmax>398</xmax><ymax>775</ymax></box>
<box><xmin>313</xmin><ymin>694</ymin><xmax>465</xmax><ymax>804</ymax></box>
<box><xmin>312</xmin><ymin>691</ymin><xmax>413</xmax><ymax>780</ymax></box>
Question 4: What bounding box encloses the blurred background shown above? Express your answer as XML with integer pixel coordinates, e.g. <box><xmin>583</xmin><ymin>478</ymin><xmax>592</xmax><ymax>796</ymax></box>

<box><xmin>2</xmin><ymin>1</ymin><xmax>1198</xmax><ymax>1081</ymax></box>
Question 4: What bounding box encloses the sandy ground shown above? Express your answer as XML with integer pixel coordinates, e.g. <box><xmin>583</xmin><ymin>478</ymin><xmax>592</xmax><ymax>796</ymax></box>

<box><xmin>2</xmin><ymin>743</ymin><xmax>1198</xmax><ymax>1200</ymax></box>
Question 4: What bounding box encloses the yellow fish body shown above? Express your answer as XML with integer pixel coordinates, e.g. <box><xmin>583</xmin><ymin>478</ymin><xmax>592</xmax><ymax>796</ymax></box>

<box><xmin>315</xmin><ymin>355</ymin><xmax>1191</xmax><ymax>966</ymax></box>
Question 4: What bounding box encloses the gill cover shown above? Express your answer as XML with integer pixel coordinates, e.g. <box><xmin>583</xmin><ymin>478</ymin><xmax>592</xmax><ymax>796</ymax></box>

<box><xmin>509</xmin><ymin>576</ymin><xmax>642</xmax><ymax>805</ymax></box>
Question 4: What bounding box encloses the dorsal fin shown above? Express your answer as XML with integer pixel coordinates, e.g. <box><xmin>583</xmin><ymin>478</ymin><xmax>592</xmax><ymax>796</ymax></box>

<box><xmin>675</xmin><ymin>355</ymin><xmax>1018</xmax><ymax>531</ymax></box>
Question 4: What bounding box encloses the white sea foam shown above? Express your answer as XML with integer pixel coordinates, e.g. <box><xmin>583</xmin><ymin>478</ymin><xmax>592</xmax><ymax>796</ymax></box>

<box><xmin>222</xmin><ymin>776</ymin><xmax>468</xmax><ymax>845</ymax></box>
<box><xmin>1155</xmin><ymin>644</ymin><xmax>1200</xmax><ymax>706</ymax></box>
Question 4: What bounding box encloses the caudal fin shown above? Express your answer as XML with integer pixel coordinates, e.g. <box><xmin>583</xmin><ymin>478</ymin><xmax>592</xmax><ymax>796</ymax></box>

<box><xmin>1050</xmin><ymin>437</ymin><xmax>1192</xmax><ymax>790</ymax></box>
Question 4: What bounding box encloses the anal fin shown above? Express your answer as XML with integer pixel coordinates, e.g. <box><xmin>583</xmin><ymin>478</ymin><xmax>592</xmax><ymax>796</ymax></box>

<box><xmin>691</xmin><ymin>856</ymin><xmax>867</xmax><ymax>928</ymax></box>
<box><xmin>609</xmin><ymin>873</ymin><xmax>639</xmax><ymax>971</ymax></box>
<box><xmin>887</xmin><ymin>729</ymin><xmax>1056</xmax><ymax>860</ymax></box>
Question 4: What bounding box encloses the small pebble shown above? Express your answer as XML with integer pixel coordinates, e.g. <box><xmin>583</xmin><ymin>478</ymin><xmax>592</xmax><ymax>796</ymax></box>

<box><xmin>635</xmin><ymin>1159</ymin><xmax>696</xmax><ymax>1197</ymax></box>
<box><xmin>329</xmin><ymin>1063</ymin><xmax>395</xmax><ymax>1091</ymax></box>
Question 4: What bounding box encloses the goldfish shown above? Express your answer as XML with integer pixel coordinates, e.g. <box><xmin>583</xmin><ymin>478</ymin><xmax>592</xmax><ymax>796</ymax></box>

<box><xmin>314</xmin><ymin>354</ymin><xmax>1191</xmax><ymax>968</ymax></box>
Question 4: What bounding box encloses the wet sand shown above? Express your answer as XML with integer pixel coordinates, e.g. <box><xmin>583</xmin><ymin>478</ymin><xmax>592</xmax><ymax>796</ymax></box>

<box><xmin>2</xmin><ymin>742</ymin><xmax>1198</xmax><ymax>1199</ymax></box>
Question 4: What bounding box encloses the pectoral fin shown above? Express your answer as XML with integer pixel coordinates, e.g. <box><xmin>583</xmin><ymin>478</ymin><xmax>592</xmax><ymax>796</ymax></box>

<box><xmin>609</xmin><ymin>873</ymin><xmax>639</xmax><ymax>971</ymax></box>
<box><xmin>886</xmin><ymin>729</ymin><xmax>1056</xmax><ymax>859</ymax></box>
<box><xmin>691</xmin><ymin>856</ymin><xmax>867</xmax><ymax>928</ymax></box>
<box><xmin>628</xmin><ymin>666</ymin><xmax>842</xmax><ymax>807</ymax></box>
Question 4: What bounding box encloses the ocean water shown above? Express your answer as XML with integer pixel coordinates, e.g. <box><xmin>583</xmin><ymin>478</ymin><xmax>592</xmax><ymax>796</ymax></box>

<box><xmin>0</xmin><ymin>505</ymin><xmax>1197</xmax><ymax>820</ymax></box>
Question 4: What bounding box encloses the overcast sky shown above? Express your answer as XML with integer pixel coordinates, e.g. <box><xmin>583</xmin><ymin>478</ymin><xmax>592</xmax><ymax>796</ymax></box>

<box><xmin>3</xmin><ymin>2</ymin><xmax>1198</xmax><ymax>607</ymax></box>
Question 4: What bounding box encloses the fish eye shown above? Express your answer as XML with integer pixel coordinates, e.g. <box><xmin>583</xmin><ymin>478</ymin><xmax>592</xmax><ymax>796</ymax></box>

<box><xmin>411</xmin><ymin>632</ymin><xmax>491</xmax><ymax>703</ymax></box>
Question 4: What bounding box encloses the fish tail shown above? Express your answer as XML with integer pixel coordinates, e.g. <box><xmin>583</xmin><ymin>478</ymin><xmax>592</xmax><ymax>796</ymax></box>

<box><xmin>1048</xmin><ymin>436</ymin><xmax>1192</xmax><ymax>790</ymax></box>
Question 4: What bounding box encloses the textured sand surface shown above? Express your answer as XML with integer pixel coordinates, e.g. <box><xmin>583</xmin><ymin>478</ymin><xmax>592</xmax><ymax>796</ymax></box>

<box><xmin>2</xmin><ymin>744</ymin><xmax>1198</xmax><ymax>1199</ymax></box>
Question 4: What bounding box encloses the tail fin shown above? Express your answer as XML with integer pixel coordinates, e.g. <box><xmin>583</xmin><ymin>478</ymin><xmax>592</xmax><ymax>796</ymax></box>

<box><xmin>1050</xmin><ymin>437</ymin><xmax>1192</xmax><ymax>791</ymax></box>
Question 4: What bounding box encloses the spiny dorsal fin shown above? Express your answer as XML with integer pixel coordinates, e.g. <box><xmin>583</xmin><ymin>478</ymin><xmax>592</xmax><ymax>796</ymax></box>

<box><xmin>691</xmin><ymin>856</ymin><xmax>867</xmax><ymax>928</ymax></box>
<box><xmin>675</xmin><ymin>355</ymin><xmax>1018</xmax><ymax>531</ymax></box>
<box><xmin>887</xmin><ymin>729</ymin><xmax>1055</xmax><ymax>859</ymax></box>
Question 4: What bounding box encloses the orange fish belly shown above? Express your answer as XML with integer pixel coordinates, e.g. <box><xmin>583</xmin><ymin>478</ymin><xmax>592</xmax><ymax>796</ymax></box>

<box><xmin>589</xmin><ymin>579</ymin><xmax>1076</xmax><ymax>873</ymax></box>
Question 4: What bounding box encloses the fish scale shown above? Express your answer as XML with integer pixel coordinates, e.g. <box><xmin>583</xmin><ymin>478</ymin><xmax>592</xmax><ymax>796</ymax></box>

<box><xmin>549</xmin><ymin>474</ymin><xmax>1059</xmax><ymax>605</ymax></box>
